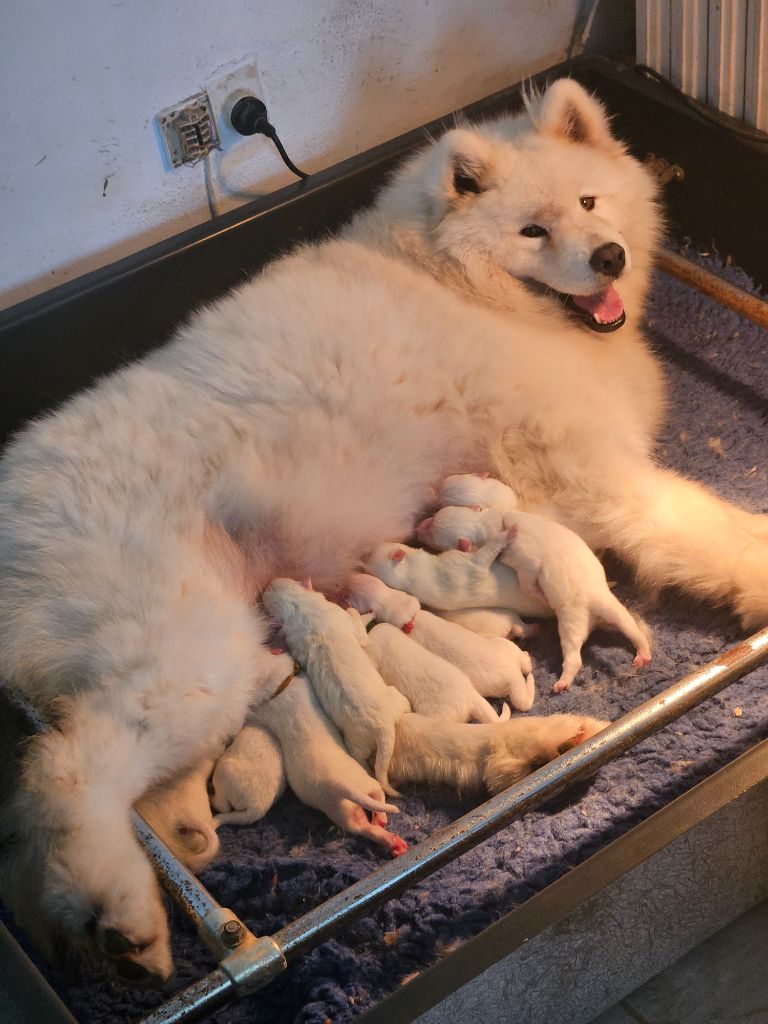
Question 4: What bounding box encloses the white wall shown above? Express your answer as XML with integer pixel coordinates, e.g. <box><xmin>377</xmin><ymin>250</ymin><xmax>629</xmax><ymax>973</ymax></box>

<box><xmin>1</xmin><ymin>0</ymin><xmax>590</xmax><ymax>311</ymax></box>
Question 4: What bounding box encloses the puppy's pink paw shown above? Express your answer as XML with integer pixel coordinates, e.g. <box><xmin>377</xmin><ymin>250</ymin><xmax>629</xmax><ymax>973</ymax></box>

<box><xmin>633</xmin><ymin>651</ymin><xmax>651</xmax><ymax>668</ymax></box>
<box><xmin>552</xmin><ymin>678</ymin><xmax>571</xmax><ymax>694</ymax></box>
<box><xmin>389</xmin><ymin>836</ymin><xmax>408</xmax><ymax>858</ymax></box>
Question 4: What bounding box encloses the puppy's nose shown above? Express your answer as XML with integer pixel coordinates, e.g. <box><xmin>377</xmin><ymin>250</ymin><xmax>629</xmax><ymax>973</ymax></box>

<box><xmin>589</xmin><ymin>242</ymin><xmax>625</xmax><ymax>279</ymax></box>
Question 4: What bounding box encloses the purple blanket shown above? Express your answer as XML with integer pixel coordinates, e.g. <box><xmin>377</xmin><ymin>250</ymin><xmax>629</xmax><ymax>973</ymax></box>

<box><xmin>7</xmin><ymin>249</ymin><xmax>768</xmax><ymax>1023</ymax></box>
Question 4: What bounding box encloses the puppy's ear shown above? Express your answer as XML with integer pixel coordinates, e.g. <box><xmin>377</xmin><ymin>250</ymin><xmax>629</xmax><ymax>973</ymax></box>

<box><xmin>428</xmin><ymin>128</ymin><xmax>497</xmax><ymax>207</ymax></box>
<box><xmin>534</xmin><ymin>79</ymin><xmax>624</xmax><ymax>155</ymax></box>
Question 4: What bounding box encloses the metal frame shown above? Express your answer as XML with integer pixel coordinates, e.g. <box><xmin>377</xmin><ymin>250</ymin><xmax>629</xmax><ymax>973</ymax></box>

<box><xmin>132</xmin><ymin>623</ymin><xmax>768</xmax><ymax>1024</ymax></box>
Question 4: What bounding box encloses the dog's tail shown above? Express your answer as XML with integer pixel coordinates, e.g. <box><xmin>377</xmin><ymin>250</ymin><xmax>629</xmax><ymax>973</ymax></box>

<box><xmin>483</xmin><ymin>742</ymin><xmax>534</xmax><ymax>794</ymax></box>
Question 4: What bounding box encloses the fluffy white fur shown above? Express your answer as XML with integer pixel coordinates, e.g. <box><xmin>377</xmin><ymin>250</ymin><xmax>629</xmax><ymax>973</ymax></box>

<box><xmin>261</xmin><ymin>579</ymin><xmax>411</xmax><ymax>796</ymax></box>
<box><xmin>210</xmin><ymin>723</ymin><xmax>286</xmax><ymax>827</ymax></box>
<box><xmin>1</xmin><ymin>78</ymin><xmax>766</xmax><ymax>980</ymax></box>
<box><xmin>366</xmin><ymin>622</ymin><xmax>510</xmax><ymax>723</ymax></box>
<box><xmin>390</xmin><ymin>712</ymin><xmax>610</xmax><ymax>792</ymax></box>
<box><xmin>135</xmin><ymin>758</ymin><xmax>218</xmax><ymax>875</ymax></box>
<box><xmin>253</xmin><ymin>673</ymin><xmax>407</xmax><ymax>857</ymax></box>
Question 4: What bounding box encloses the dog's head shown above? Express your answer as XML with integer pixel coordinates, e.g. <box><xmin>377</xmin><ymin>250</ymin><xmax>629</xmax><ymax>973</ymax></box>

<box><xmin>414</xmin><ymin>79</ymin><xmax>660</xmax><ymax>330</ymax></box>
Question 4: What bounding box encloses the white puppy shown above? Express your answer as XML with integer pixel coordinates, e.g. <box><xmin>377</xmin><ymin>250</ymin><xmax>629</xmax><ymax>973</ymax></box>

<box><xmin>408</xmin><ymin>610</ymin><xmax>536</xmax><ymax>712</ymax></box>
<box><xmin>344</xmin><ymin>574</ymin><xmax>535</xmax><ymax>712</ymax></box>
<box><xmin>262</xmin><ymin>579</ymin><xmax>411</xmax><ymax>795</ymax></box>
<box><xmin>345</xmin><ymin>572</ymin><xmax>420</xmax><ymax>630</ymax></box>
<box><xmin>366</xmin><ymin>622</ymin><xmax>511</xmax><ymax>724</ymax></box>
<box><xmin>420</xmin><ymin>502</ymin><xmax>651</xmax><ymax>692</ymax></box>
<box><xmin>364</xmin><ymin>538</ymin><xmax>548</xmax><ymax>616</ymax></box>
<box><xmin>390</xmin><ymin>712</ymin><xmax>610</xmax><ymax>793</ymax></box>
<box><xmin>210</xmin><ymin>724</ymin><xmax>286</xmax><ymax>827</ymax></box>
<box><xmin>134</xmin><ymin>759</ymin><xmax>218</xmax><ymax>875</ymax></box>
<box><xmin>254</xmin><ymin>673</ymin><xmax>407</xmax><ymax>857</ymax></box>
<box><xmin>437</xmin><ymin>473</ymin><xmax>518</xmax><ymax>517</ymax></box>
<box><xmin>437</xmin><ymin>607</ymin><xmax>538</xmax><ymax>640</ymax></box>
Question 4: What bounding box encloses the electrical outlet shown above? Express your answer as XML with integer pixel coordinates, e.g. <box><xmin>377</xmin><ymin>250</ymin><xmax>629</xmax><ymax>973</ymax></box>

<box><xmin>205</xmin><ymin>57</ymin><xmax>266</xmax><ymax>152</ymax></box>
<box><xmin>157</xmin><ymin>92</ymin><xmax>219</xmax><ymax>168</ymax></box>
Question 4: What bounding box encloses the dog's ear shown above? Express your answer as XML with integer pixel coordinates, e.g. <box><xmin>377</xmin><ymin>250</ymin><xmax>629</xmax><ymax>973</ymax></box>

<box><xmin>534</xmin><ymin>79</ymin><xmax>624</xmax><ymax>154</ymax></box>
<box><xmin>429</xmin><ymin>128</ymin><xmax>497</xmax><ymax>205</ymax></box>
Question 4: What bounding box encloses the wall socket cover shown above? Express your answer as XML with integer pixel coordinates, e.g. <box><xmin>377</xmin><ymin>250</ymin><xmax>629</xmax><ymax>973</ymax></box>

<box><xmin>157</xmin><ymin>92</ymin><xmax>220</xmax><ymax>168</ymax></box>
<box><xmin>205</xmin><ymin>57</ymin><xmax>266</xmax><ymax>152</ymax></box>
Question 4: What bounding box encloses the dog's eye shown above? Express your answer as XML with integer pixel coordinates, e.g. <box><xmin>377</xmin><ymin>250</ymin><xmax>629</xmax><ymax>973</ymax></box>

<box><xmin>520</xmin><ymin>224</ymin><xmax>548</xmax><ymax>238</ymax></box>
<box><xmin>580</xmin><ymin>195</ymin><xmax>596</xmax><ymax>211</ymax></box>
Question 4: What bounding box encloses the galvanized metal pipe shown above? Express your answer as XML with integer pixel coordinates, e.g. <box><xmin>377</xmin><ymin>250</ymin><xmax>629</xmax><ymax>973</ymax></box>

<box><xmin>139</xmin><ymin>625</ymin><xmax>768</xmax><ymax>1023</ymax></box>
<box><xmin>657</xmin><ymin>249</ymin><xmax>768</xmax><ymax>330</ymax></box>
<box><xmin>132</xmin><ymin>813</ymin><xmax>259</xmax><ymax>963</ymax></box>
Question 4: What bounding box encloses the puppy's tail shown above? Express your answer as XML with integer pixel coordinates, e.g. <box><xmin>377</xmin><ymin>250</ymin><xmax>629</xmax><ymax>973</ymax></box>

<box><xmin>340</xmin><ymin>784</ymin><xmax>399</xmax><ymax>816</ymax></box>
<box><xmin>213</xmin><ymin>808</ymin><xmax>262</xmax><ymax>827</ymax></box>
<box><xmin>470</xmin><ymin>694</ymin><xmax>510</xmax><ymax>724</ymax></box>
<box><xmin>373</xmin><ymin>728</ymin><xmax>402</xmax><ymax>798</ymax></box>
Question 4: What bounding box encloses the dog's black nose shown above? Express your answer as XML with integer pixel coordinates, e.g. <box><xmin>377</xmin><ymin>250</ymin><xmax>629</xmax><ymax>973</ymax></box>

<box><xmin>589</xmin><ymin>242</ymin><xmax>625</xmax><ymax>279</ymax></box>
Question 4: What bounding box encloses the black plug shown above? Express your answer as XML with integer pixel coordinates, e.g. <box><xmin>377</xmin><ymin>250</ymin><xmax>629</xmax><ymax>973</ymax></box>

<box><xmin>230</xmin><ymin>96</ymin><xmax>271</xmax><ymax>137</ymax></box>
<box><xmin>229</xmin><ymin>96</ymin><xmax>308</xmax><ymax>180</ymax></box>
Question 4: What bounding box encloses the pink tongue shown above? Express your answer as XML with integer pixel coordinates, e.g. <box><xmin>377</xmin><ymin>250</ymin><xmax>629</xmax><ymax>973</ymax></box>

<box><xmin>572</xmin><ymin>285</ymin><xmax>624</xmax><ymax>323</ymax></box>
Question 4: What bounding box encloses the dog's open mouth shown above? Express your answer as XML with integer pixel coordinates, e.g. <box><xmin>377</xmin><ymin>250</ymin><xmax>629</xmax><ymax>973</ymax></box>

<box><xmin>565</xmin><ymin>285</ymin><xmax>626</xmax><ymax>332</ymax></box>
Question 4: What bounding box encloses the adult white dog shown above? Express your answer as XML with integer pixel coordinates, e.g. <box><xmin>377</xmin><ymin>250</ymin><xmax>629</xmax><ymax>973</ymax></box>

<box><xmin>0</xmin><ymin>79</ymin><xmax>766</xmax><ymax>983</ymax></box>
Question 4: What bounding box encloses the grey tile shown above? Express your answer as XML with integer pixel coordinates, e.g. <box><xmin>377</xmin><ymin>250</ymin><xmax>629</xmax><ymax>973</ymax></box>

<box><xmin>604</xmin><ymin>901</ymin><xmax>768</xmax><ymax>1024</ymax></box>
<box><xmin>590</xmin><ymin>1003</ymin><xmax>640</xmax><ymax>1024</ymax></box>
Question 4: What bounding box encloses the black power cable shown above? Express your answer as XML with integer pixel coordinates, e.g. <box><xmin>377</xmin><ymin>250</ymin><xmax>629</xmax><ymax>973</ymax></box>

<box><xmin>230</xmin><ymin>97</ymin><xmax>309</xmax><ymax>180</ymax></box>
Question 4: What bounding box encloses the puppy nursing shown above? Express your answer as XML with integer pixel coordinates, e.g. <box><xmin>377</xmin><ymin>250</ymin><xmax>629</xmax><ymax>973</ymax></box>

<box><xmin>377</xmin><ymin>472</ymin><xmax>652</xmax><ymax>692</ymax></box>
<box><xmin>262</xmin><ymin>578</ymin><xmax>411</xmax><ymax>796</ymax></box>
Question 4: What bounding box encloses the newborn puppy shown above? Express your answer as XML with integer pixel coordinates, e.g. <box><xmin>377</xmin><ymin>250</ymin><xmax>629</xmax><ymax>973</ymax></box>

<box><xmin>344</xmin><ymin>575</ymin><xmax>535</xmax><ymax>711</ymax></box>
<box><xmin>211</xmin><ymin>724</ymin><xmax>286</xmax><ymax>826</ymax></box>
<box><xmin>345</xmin><ymin>572</ymin><xmax>420</xmax><ymax>630</ymax></box>
<box><xmin>417</xmin><ymin>504</ymin><xmax>505</xmax><ymax>552</ymax></box>
<box><xmin>134</xmin><ymin>758</ymin><xmax>218</xmax><ymax>875</ymax></box>
<box><xmin>254</xmin><ymin>673</ymin><xmax>407</xmax><ymax>857</ymax></box>
<box><xmin>437</xmin><ymin>607</ymin><xmax>538</xmax><ymax>640</ymax></box>
<box><xmin>390</xmin><ymin>712</ymin><xmax>609</xmax><ymax>793</ymax></box>
<box><xmin>426</xmin><ymin>505</ymin><xmax>651</xmax><ymax>692</ymax></box>
<box><xmin>437</xmin><ymin>473</ymin><xmax>518</xmax><ymax>517</ymax></box>
<box><xmin>408</xmin><ymin>610</ymin><xmax>536</xmax><ymax>712</ymax></box>
<box><xmin>502</xmin><ymin>511</ymin><xmax>652</xmax><ymax>691</ymax></box>
<box><xmin>262</xmin><ymin>579</ymin><xmax>410</xmax><ymax>795</ymax></box>
<box><xmin>366</xmin><ymin>622</ymin><xmax>510</xmax><ymax>724</ymax></box>
<box><xmin>364</xmin><ymin>538</ymin><xmax>548</xmax><ymax>616</ymax></box>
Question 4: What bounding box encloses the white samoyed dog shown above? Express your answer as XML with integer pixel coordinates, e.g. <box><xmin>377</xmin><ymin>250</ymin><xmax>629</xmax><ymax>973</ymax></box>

<box><xmin>1</xmin><ymin>79</ymin><xmax>766</xmax><ymax>983</ymax></box>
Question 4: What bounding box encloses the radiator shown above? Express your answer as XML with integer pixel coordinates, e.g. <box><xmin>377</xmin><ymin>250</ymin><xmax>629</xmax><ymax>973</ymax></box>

<box><xmin>637</xmin><ymin>0</ymin><xmax>768</xmax><ymax>128</ymax></box>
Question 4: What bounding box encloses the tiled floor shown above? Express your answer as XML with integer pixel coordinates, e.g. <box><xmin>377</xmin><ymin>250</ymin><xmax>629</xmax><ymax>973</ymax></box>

<box><xmin>591</xmin><ymin>900</ymin><xmax>768</xmax><ymax>1024</ymax></box>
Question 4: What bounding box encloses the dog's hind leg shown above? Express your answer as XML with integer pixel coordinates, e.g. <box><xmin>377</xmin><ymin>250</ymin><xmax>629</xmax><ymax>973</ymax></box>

<box><xmin>557</xmin><ymin>460</ymin><xmax>768</xmax><ymax>629</ymax></box>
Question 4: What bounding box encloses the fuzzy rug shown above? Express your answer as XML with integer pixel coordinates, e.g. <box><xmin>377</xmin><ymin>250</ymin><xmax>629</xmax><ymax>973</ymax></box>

<box><xmin>3</xmin><ymin>249</ymin><xmax>768</xmax><ymax>1024</ymax></box>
